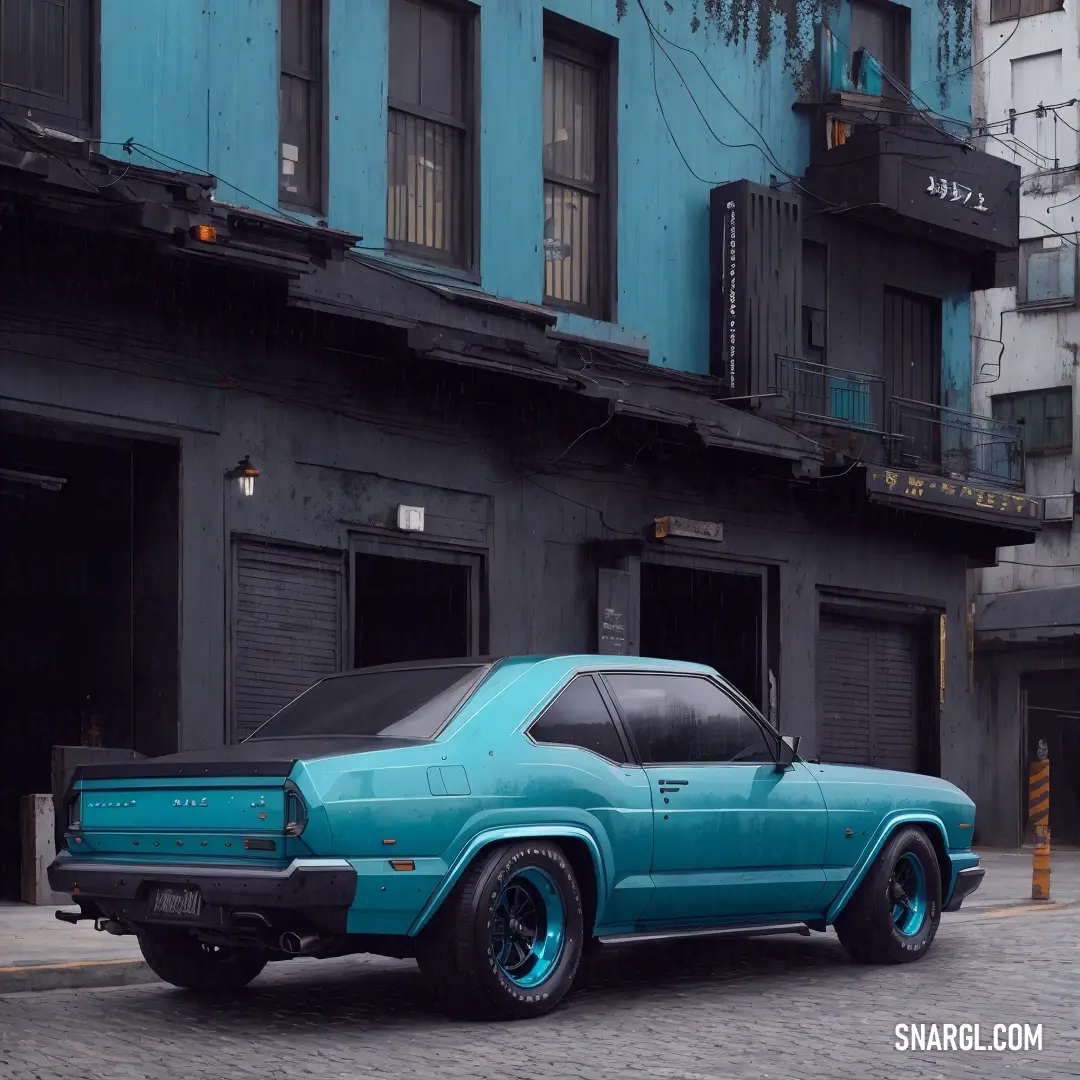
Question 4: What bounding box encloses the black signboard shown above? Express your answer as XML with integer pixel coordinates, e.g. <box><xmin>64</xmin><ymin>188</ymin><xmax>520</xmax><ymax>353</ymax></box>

<box><xmin>710</xmin><ymin>183</ymin><xmax>746</xmax><ymax>396</ymax></box>
<box><xmin>884</xmin><ymin>128</ymin><xmax>1019</xmax><ymax>250</ymax></box>
<box><xmin>805</xmin><ymin>126</ymin><xmax>1020</xmax><ymax>253</ymax></box>
<box><xmin>708</xmin><ymin>180</ymin><xmax>801</xmax><ymax>397</ymax></box>
<box><xmin>866</xmin><ymin>467</ymin><xmax>1040</xmax><ymax>520</ymax></box>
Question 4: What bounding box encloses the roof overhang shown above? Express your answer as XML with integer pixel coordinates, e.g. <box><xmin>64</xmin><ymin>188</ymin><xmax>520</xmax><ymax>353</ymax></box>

<box><xmin>976</xmin><ymin>585</ymin><xmax>1080</xmax><ymax>646</ymax></box>
<box><xmin>0</xmin><ymin>118</ymin><xmax>822</xmax><ymax>472</ymax></box>
<box><xmin>865</xmin><ymin>466</ymin><xmax>1042</xmax><ymax>548</ymax></box>
<box><xmin>0</xmin><ymin>119</ymin><xmax>358</xmax><ymax>277</ymax></box>
<box><xmin>289</xmin><ymin>254</ymin><xmax>826</xmax><ymax>470</ymax></box>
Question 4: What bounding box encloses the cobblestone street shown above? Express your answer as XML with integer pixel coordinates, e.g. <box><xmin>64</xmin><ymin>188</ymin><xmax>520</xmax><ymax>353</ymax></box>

<box><xmin>1</xmin><ymin>901</ymin><xmax>1077</xmax><ymax>1080</ymax></box>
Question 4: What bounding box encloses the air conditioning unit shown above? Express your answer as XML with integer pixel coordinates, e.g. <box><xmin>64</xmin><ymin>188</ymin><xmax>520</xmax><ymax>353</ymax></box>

<box><xmin>1042</xmin><ymin>493</ymin><xmax>1075</xmax><ymax>522</ymax></box>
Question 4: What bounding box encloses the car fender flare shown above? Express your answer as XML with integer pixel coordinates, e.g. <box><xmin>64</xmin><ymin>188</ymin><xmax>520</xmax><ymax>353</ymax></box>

<box><xmin>826</xmin><ymin>811</ymin><xmax>952</xmax><ymax>925</ymax></box>
<box><xmin>407</xmin><ymin>824</ymin><xmax>609</xmax><ymax>937</ymax></box>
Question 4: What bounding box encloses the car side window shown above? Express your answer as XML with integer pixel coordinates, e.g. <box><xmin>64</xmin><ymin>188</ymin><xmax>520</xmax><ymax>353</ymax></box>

<box><xmin>528</xmin><ymin>675</ymin><xmax>628</xmax><ymax>763</ymax></box>
<box><xmin>604</xmin><ymin>674</ymin><xmax>774</xmax><ymax>765</ymax></box>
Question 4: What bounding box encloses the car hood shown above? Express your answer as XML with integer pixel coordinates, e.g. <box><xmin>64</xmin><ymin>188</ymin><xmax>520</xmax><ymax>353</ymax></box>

<box><xmin>807</xmin><ymin>761</ymin><xmax>977</xmax><ymax>841</ymax></box>
<box><xmin>811</xmin><ymin>761</ymin><xmax>963</xmax><ymax>791</ymax></box>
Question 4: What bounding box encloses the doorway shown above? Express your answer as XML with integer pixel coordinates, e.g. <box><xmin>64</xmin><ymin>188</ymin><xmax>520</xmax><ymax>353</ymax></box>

<box><xmin>0</xmin><ymin>419</ymin><xmax>179</xmax><ymax>899</ymax></box>
<box><xmin>884</xmin><ymin>287</ymin><xmax>942</xmax><ymax>469</ymax></box>
<box><xmin>817</xmin><ymin>613</ymin><xmax>920</xmax><ymax>772</ymax></box>
<box><xmin>352</xmin><ymin>540</ymin><xmax>482</xmax><ymax>668</ymax></box>
<box><xmin>639</xmin><ymin>562</ymin><xmax>764</xmax><ymax>708</ymax></box>
<box><xmin>1023</xmin><ymin>669</ymin><xmax>1080</xmax><ymax>847</ymax></box>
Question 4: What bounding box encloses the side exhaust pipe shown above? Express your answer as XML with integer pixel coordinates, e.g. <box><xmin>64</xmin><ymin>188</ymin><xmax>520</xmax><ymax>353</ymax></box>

<box><xmin>279</xmin><ymin>930</ymin><xmax>322</xmax><ymax>955</ymax></box>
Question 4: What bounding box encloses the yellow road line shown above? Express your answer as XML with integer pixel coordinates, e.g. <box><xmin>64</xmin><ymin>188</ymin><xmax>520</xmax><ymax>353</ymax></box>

<box><xmin>0</xmin><ymin>958</ymin><xmax>142</xmax><ymax>974</ymax></box>
<box><xmin>972</xmin><ymin>899</ymin><xmax>1078</xmax><ymax>919</ymax></box>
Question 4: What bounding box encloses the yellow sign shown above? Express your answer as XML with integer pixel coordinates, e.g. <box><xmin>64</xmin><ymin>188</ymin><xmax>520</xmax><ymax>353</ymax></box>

<box><xmin>939</xmin><ymin>614</ymin><xmax>946</xmax><ymax>705</ymax></box>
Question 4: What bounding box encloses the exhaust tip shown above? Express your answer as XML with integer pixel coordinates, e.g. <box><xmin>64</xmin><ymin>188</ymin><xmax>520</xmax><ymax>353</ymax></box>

<box><xmin>279</xmin><ymin>930</ymin><xmax>319</xmax><ymax>955</ymax></box>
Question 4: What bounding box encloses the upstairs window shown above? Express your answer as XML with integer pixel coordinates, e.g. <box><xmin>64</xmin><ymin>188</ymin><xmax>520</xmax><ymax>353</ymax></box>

<box><xmin>992</xmin><ymin>388</ymin><xmax>1073</xmax><ymax>454</ymax></box>
<box><xmin>991</xmin><ymin>0</ymin><xmax>1063</xmax><ymax>22</ymax></box>
<box><xmin>386</xmin><ymin>0</ymin><xmax>475</xmax><ymax>268</ymax></box>
<box><xmin>848</xmin><ymin>0</ymin><xmax>909</xmax><ymax>88</ymax></box>
<box><xmin>543</xmin><ymin>14</ymin><xmax>615</xmax><ymax>320</ymax></box>
<box><xmin>0</xmin><ymin>0</ymin><xmax>93</xmax><ymax>136</ymax></box>
<box><xmin>279</xmin><ymin>0</ymin><xmax>324</xmax><ymax>212</ymax></box>
<box><xmin>1018</xmin><ymin>236</ymin><xmax>1076</xmax><ymax>308</ymax></box>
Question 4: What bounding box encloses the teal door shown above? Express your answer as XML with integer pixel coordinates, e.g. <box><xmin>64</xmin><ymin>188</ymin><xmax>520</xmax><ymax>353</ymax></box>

<box><xmin>603</xmin><ymin>671</ymin><xmax>828</xmax><ymax>924</ymax></box>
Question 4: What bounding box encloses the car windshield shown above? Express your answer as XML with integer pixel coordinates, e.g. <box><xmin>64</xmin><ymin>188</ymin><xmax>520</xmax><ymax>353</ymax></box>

<box><xmin>247</xmin><ymin>665</ymin><xmax>486</xmax><ymax>741</ymax></box>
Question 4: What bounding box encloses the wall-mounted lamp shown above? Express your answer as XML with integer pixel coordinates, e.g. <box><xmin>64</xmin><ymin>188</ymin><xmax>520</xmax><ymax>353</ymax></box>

<box><xmin>225</xmin><ymin>456</ymin><xmax>259</xmax><ymax>497</ymax></box>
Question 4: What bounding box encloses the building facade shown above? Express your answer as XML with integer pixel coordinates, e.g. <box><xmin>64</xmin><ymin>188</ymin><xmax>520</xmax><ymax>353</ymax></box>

<box><xmin>970</xmin><ymin>0</ymin><xmax>1080</xmax><ymax>847</ymax></box>
<box><xmin>0</xmin><ymin>0</ymin><xmax>1034</xmax><ymax>894</ymax></box>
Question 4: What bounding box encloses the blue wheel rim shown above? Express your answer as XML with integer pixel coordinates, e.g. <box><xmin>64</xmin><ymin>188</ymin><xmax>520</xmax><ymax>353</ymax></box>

<box><xmin>890</xmin><ymin>851</ymin><xmax>928</xmax><ymax>936</ymax></box>
<box><xmin>489</xmin><ymin>866</ymin><xmax>565</xmax><ymax>988</ymax></box>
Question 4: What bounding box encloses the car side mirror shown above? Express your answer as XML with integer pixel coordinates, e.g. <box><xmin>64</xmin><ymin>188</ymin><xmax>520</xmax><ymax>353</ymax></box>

<box><xmin>776</xmin><ymin>734</ymin><xmax>801</xmax><ymax>770</ymax></box>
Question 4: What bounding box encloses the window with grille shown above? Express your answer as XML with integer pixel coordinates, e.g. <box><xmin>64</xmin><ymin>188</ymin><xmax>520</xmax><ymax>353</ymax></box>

<box><xmin>1018</xmin><ymin>236</ymin><xmax>1076</xmax><ymax>307</ymax></box>
<box><xmin>542</xmin><ymin>18</ymin><xmax>614</xmax><ymax>319</ymax></box>
<box><xmin>386</xmin><ymin>0</ymin><xmax>473</xmax><ymax>267</ymax></box>
<box><xmin>0</xmin><ymin>0</ymin><xmax>93</xmax><ymax>135</ymax></box>
<box><xmin>279</xmin><ymin>0</ymin><xmax>323</xmax><ymax>211</ymax></box>
<box><xmin>992</xmin><ymin>388</ymin><xmax>1073</xmax><ymax>454</ymax></box>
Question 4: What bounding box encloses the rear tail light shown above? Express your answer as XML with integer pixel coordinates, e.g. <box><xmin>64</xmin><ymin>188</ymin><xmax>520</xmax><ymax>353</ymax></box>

<box><xmin>284</xmin><ymin>782</ymin><xmax>307</xmax><ymax>837</ymax></box>
<box><xmin>67</xmin><ymin>792</ymin><xmax>83</xmax><ymax>834</ymax></box>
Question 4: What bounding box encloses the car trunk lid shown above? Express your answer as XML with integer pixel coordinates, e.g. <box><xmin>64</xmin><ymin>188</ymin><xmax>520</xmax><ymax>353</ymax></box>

<box><xmin>69</xmin><ymin>740</ymin><xmax>317</xmax><ymax>861</ymax></box>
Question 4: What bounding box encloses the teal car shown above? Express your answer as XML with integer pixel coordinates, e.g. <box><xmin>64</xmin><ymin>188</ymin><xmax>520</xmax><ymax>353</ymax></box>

<box><xmin>50</xmin><ymin>655</ymin><xmax>984</xmax><ymax>1020</ymax></box>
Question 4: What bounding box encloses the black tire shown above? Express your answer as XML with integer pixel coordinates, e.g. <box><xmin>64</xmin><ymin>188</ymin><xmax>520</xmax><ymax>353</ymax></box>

<box><xmin>834</xmin><ymin>825</ymin><xmax>942</xmax><ymax>965</ymax></box>
<box><xmin>138</xmin><ymin>927</ymin><xmax>267</xmax><ymax>990</ymax></box>
<box><xmin>416</xmin><ymin>840</ymin><xmax>584</xmax><ymax>1021</ymax></box>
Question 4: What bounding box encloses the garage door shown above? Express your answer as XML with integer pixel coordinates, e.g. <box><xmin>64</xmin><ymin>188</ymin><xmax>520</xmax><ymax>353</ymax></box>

<box><xmin>231</xmin><ymin>540</ymin><xmax>345</xmax><ymax>741</ymax></box>
<box><xmin>817</xmin><ymin>614</ymin><xmax>919</xmax><ymax>771</ymax></box>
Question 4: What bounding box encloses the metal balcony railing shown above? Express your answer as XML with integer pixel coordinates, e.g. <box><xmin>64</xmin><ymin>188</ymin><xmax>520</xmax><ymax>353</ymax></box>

<box><xmin>887</xmin><ymin>397</ymin><xmax>1026</xmax><ymax>489</ymax></box>
<box><xmin>771</xmin><ymin>356</ymin><xmax>886</xmax><ymax>432</ymax></box>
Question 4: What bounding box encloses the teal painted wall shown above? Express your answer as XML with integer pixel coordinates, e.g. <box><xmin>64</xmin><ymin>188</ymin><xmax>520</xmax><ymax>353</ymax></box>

<box><xmin>942</xmin><ymin>294</ymin><xmax>972</xmax><ymax>415</ymax></box>
<box><xmin>98</xmin><ymin>0</ymin><xmax>974</xmax><ymax>376</ymax></box>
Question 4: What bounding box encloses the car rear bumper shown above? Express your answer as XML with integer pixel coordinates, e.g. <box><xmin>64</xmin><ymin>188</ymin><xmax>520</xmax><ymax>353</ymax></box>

<box><xmin>48</xmin><ymin>853</ymin><xmax>357</xmax><ymax>933</ymax></box>
<box><xmin>944</xmin><ymin>865</ymin><xmax>985</xmax><ymax>912</ymax></box>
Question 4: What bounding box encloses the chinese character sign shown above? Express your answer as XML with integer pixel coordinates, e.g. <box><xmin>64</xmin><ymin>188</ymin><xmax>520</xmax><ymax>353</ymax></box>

<box><xmin>926</xmin><ymin>176</ymin><xmax>988</xmax><ymax>212</ymax></box>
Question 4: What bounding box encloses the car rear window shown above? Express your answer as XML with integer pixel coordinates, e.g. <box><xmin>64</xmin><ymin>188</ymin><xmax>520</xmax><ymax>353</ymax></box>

<box><xmin>247</xmin><ymin>665</ymin><xmax>486</xmax><ymax>741</ymax></box>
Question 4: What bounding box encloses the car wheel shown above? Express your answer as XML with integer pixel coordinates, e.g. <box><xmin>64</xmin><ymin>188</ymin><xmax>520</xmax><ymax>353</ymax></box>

<box><xmin>834</xmin><ymin>825</ymin><xmax>942</xmax><ymax>965</ymax></box>
<box><xmin>416</xmin><ymin>840</ymin><xmax>584</xmax><ymax>1020</ymax></box>
<box><xmin>138</xmin><ymin>927</ymin><xmax>267</xmax><ymax>990</ymax></box>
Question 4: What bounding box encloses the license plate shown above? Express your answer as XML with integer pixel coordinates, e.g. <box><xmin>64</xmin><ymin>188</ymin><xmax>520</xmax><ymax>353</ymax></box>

<box><xmin>150</xmin><ymin>885</ymin><xmax>203</xmax><ymax>918</ymax></box>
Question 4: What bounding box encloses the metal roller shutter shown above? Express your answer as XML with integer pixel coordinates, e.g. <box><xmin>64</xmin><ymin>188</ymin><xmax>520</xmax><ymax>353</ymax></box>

<box><xmin>817</xmin><ymin>614</ymin><xmax>918</xmax><ymax>772</ymax></box>
<box><xmin>231</xmin><ymin>541</ymin><xmax>345</xmax><ymax>741</ymax></box>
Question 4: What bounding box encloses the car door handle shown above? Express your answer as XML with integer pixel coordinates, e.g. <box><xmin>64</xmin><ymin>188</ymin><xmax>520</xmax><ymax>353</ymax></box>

<box><xmin>658</xmin><ymin>779</ymin><xmax>688</xmax><ymax>794</ymax></box>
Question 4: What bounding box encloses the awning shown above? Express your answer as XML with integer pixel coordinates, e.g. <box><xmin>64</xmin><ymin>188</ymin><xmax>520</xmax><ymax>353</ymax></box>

<box><xmin>976</xmin><ymin>585</ymin><xmax>1080</xmax><ymax>645</ymax></box>
<box><xmin>289</xmin><ymin>254</ymin><xmax>826</xmax><ymax>469</ymax></box>
<box><xmin>865</xmin><ymin>466</ymin><xmax>1042</xmax><ymax>547</ymax></box>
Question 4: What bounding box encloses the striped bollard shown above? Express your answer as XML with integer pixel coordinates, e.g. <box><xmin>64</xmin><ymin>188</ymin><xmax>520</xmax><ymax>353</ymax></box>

<box><xmin>1029</xmin><ymin>756</ymin><xmax>1050</xmax><ymax>901</ymax></box>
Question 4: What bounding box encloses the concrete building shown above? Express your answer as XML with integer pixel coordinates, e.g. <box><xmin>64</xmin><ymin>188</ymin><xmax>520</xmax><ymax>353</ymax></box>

<box><xmin>970</xmin><ymin>0</ymin><xmax>1080</xmax><ymax>846</ymax></box>
<box><xmin>0</xmin><ymin>0</ymin><xmax>1033</xmax><ymax>894</ymax></box>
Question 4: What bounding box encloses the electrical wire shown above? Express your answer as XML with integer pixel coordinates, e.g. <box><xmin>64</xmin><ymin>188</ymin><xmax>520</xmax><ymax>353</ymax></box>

<box><xmin>994</xmin><ymin>556</ymin><xmax>1080</xmax><ymax>568</ymax></box>
<box><xmin>0</xmin><ymin>116</ymin><xmax>139</xmax><ymax>200</ymax></box>
<box><xmin>822</xmin><ymin>26</ymin><xmax>1056</xmax><ymax>177</ymax></box>
<box><xmin>492</xmin><ymin>410</ymin><xmax>617</xmax><ymax>484</ymax></box>
<box><xmin>646</xmin><ymin>31</ymin><xmax>762</xmax><ymax>180</ymax></box>
<box><xmin>927</xmin><ymin>19</ymin><xmax>1020</xmax><ymax>86</ymax></box>
<box><xmin>1053</xmin><ymin>111</ymin><xmax>1080</xmax><ymax>134</ymax></box>
<box><xmin>1046</xmin><ymin>186</ymin><xmax>1080</xmax><ymax>211</ymax></box>
<box><xmin>1019</xmin><ymin>215</ymin><xmax>1079</xmax><ymax>246</ymax></box>
<box><xmin>113</xmin><ymin>140</ymin><xmax>313</xmax><ymax>227</ymax></box>
<box><xmin>636</xmin><ymin>0</ymin><xmax>793</xmax><ymax>178</ymax></box>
